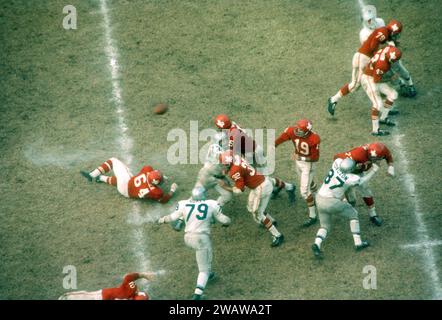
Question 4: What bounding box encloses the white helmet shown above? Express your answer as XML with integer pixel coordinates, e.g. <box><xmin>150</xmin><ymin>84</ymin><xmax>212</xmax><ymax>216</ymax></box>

<box><xmin>212</xmin><ymin>131</ymin><xmax>228</xmax><ymax>149</ymax></box>
<box><xmin>362</xmin><ymin>5</ymin><xmax>377</xmax><ymax>30</ymax></box>
<box><xmin>191</xmin><ymin>186</ymin><xmax>207</xmax><ymax>201</ymax></box>
<box><xmin>339</xmin><ymin>158</ymin><xmax>356</xmax><ymax>173</ymax></box>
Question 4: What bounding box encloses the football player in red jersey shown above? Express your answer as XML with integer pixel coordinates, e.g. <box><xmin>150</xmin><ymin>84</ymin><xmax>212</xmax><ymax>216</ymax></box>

<box><xmin>81</xmin><ymin>157</ymin><xmax>177</xmax><ymax>203</ymax></box>
<box><xmin>327</xmin><ymin>19</ymin><xmax>402</xmax><ymax>115</ymax></box>
<box><xmin>360</xmin><ymin>46</ymin><xmax>402</xmax><ymax>136</ymax></box>
<box><xmin>214</xmin><ymin>114</ymin><xmax>265</xmax><ymax>166</ymax></box>
<box><xmin>334</xmin><ymin>142</ymin><xmax>395</xmax><ymax>226</ymax></box>
<box><xmin>218</xmin><ymin>150</ymin><xmax>295</xmax><ymax>247</ymax></box>
<box><xmin>275</xmin><ymin>119</ymin><xmax>320</xmax><ymax>227</ymax></box>
<box><xmin>58</xmin><ymin>271</ymin><xmax>161</xmax><ymax>300</ymax></box>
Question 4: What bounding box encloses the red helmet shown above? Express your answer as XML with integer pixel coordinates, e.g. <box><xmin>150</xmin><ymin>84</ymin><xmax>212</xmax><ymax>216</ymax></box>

<box><xmin>148</xmin><ymin>170</ymin><xmax>163</xmax><ymax>185</ymax></box>
<box><xmin>214</xmin><ymin>114</ymin><xmax>232</xmax><ymax>129</ymax></box>
<box><xmin>367</xmin><ymin>142</ymin><xmax>387</xmax><ymax>160</ymax></box>
<box><xmin>218</xmin><ymin>150</ymin><xmax>234</xmax><ymax>166</ymax></box>
<box><xmin>386</xmin><ymin>46</ymin><xmax>401</xmax><ymax>63</ymax></box>
<box><xmin>387</xmin><ymin>19</ymin><xmax>402</xmax><ymax>36</ymax></box>
<box><xmin>295</xmin><ymin>119</ymin><xmax>313</xmax><ymax>137</ymax></box>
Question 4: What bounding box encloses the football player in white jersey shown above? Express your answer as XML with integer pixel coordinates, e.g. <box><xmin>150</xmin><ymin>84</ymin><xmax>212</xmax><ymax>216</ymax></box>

<box><xmin>311</xmin><ymin>158</ymin><xmax>379</xmax><ymax>258</ymax></box>
<box><xmin>173</xmin><ymin>132</ymin><xmax>233</xmax><ymax>232</ymax></box>
<box><xmin>158</xmin><ymin>186</ymin><xmax>231</xmax><ymax>300</ymax></box>
<box><xmin>359</xmin><ymin>4</ymin><xmax>416</xmax><ymax>97</ymax></box>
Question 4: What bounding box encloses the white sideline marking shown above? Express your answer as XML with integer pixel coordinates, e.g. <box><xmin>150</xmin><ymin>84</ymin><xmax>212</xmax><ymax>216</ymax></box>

<box><xmin>392</xmin><ymin>134</ymin><xmax>442</xmax><ymax>299</ymax></box>
<box><xmin>99</xmin><ymin>0</ymin><xmax>154</xmax><ymax>283</ymax></box>
<box><xmin>355</xmin><ymin>0</ymin><xmax>441</xmax><ymax>301</ymax></box>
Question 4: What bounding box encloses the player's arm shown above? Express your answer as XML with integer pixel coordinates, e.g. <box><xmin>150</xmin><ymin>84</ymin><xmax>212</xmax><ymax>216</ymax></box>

<box><xmin>157</xmin><ymin>183</ymin><xmax>178</xmax><ymax>204</ymax></box>
<box><xmin>358</xmin><ymin>164</ymin><xmax>380</xmax><ymax>185</ymax></box>
<box><xmin>275</xmin><ymin>128</ymin><xmax>292</xmax><ymax>147</ymax></box>
<box><xmin>384</xmin><ymin>147</ymin><xmax>395</xmax><ymax>177</ymax></box>
<box><xmin>213</xmin><ymin>204</ymin><xmax>231</xmax><ymax>226</ymax></box>
<box><xmin>158</xmin><ymin>203</ymin><xmax>183</xmax><ymax>224</ymax></box>
<box><xmin>137</xmin><ymin>271</ymin><xmax>165</xmax><ymax>281</ymax></box>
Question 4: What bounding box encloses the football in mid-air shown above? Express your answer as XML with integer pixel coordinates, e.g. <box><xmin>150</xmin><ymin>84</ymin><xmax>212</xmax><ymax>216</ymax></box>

<box><xmin>153</xmin><ymin>103</ymin><xmax>168</xmax><ymax>115</ymax></box>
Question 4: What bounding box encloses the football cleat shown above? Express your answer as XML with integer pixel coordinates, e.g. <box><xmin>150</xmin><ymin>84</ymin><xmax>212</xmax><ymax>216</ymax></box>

<box><xmin>80</xmin><ymin>171</ymin><xmax>93</xmax><ymax>182</ymax></box>
<box><xmin>388</xmin><ymin>109</ymin><xmax>399</xmax><ymax>116</ymax></box>
<box><xmin>408</xmin><ymin>85</ymin><xmax>417</xmax><ymax>97</ymax></box>
<box><xmin>370</xmin><ymin>216</ymin><xmax>383</xmax><ymax>226</ymax></box>
<box><xmin>271</xmin><ymin>186</ymin><xmax>283</xmax><ymax>199</ymax></box>
<box><xmin>327</xmin><ymin>98</ymin><xmax>337</xmax><ymax>116</ymax></box>
<box><xmin>312</xmin><ymin>244</ymin><xmax>322</xmax><ymax>258</ymax></box>
<box><xmin>286</xmin><ymin>186</ymin><xmax>296</xmax><ymax>205</ymax></box>
<box><xmin>302</xmin><ymin>217</ymin><xmax>317</xmax><ymax>228</ymax></box>
<box><xmin>271</xmin><ymin>234</ymin><xmax>284</xmax><ymax>247</ymax></box>
<box><xmin>355</xmin><ymin>241</ymin><xmax>370</xmax><ymax>251</ymax></box>
<box><xmin>209</xmin><ymin>272</ymin><xmax>216</xmax><ymax>281</ymax></box>
<box><xmin>379</xmin><ymin>118</ymin><xmax>396</xmax><ymax>126</ymax></box>
<box><xmin>371</xmin><ymin>129</ymin><xmax>390</xmax><ymax>136</ymax></box>
<box><xmin>191</xmin><ymin>294</ymin><xmax>202</xmax><ymax>300</ymax></box>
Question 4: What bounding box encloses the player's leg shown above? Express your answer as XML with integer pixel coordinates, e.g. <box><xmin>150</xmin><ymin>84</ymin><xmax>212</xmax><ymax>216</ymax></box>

<box><xmin>214</xmin><ymin>184</ymin><xmax>233</xmax><ymax>207</ymax></box>
<box><xmin>312</xmin><ymin>195</ymin><xmax>332</xmax><ymax>257</ymax></box>
<box><xmin>185</xmin><ymin>234</ymin><xmax>213</xmax><ymax>300</ymax></box>
<box><xmin>345</xmin><ymin>187</ymin><xmax>357</xmax><ymax>207</ymax></box>
<box><xmin>270</xmin><ymin>176</ymin><xmax>296</xmax><ymax>205</ymax></box>
<box><xmin>356</xmin><ymin>182</ymin><xmax>382</xmax><ymax>226</ymax></box>
<box><xmin>392</xmin><ymin>60</ymin><xmax>416</xmax><ymax>97</ymax></box>
<box><xmin>361</xmin><ymin>75</ymin><xmax>389</xmax><ymax>136</ymax></box>
<box><xmin>339</xmin><ymin>204</ymin><xmax>370</xmax><ymax>251</ymax></box>
<box><xmin>103</xmin><ymin>158</ymin><xmax>132</xmax><ymax>197</ymax></box>
<box><xmin>81</xmin><ymin>158</ymin><xmax>115</xmax><ymax>182</ymax></box>
<box><xmin>296</xmin><ymin>161</ymin><xmax>317</xmax><ymax>227</ymax></box>
<box><xmin>378</xmin><ymin>83</ymin><xmax>398</xmax><ymax>125</ymax></box>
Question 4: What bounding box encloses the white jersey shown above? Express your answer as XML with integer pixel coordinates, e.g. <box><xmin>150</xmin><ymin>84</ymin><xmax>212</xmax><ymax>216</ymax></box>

<box><xmin>359</xmin><ymin>17</ymin><xmax>386</xmax><ymax>44</ymax></box>
<box><xmin>196</xmin><ymin>143</ymin><xmax>226</xmax><ymax>189</ymax></box>
<box><xmin>318</xmin><ymin>159</ymin><xmax>362</xmax><ymax>199</ymax></box>
<box><xmin>168</xmin><ymin>199</ymin><xmax>231</xmax><ymax>234</ymax></box>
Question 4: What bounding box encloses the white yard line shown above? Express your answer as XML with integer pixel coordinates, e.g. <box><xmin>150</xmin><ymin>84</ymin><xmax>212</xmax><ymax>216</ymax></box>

<box><xmin>355</xmin><ymin>0</ymin><xmax>441</xmax><ymax>301</ymax></box>
<box><xmin>99</xmin><ymin>0</ymin><xmax>156</xmax><ymax>281</ymax></box>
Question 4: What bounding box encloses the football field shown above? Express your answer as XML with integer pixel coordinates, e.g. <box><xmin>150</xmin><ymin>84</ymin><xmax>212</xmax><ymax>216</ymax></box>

<box><xmin>0</xmin><ymin>0</ymin><xmax>441</xmax><ymax>299</ymax></box>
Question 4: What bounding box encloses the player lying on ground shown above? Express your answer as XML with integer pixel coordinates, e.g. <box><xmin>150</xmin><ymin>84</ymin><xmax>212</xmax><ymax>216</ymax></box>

<box><xmin>334</xmin><ymin>142</ymin><xmax>395</xmax><ymax>226</ymax></box>
<box><xmin>158</xmin><ymin>186</ymin><xmax>231</xmax><ymax>300</ymax></box>
<box><xmin>58</xmin><ymin>272</ymin><xmax>160</xmax><ymax>300</ymax></box>
<box><xmin>360</xmin><ymin>45</ymin><xmax>402</xmax><ymax>136</ymax></box>
<box><xmin>327</xmin><ymin>18</ymin><xmax>402</xmax><ymax>116</ymax></box>
<box><xmin>312</xmin><ymin>158</ymin><xmax>378</xmax><ymax>258</ymax></box>
<box><xmin>81</xmin><ymin>157</ymin><xmax>177</xmax><ymax>203</ymax></box>
<box><xmin>218</xmin><ymin>150</ymin><xmax>296</xmax><ymax>247</ymax></box>
<box><xmin>359</xmin><ymin>4</ymin><xmax>416</xmax><ymax>98</ymax></box>
<box><xmin>275</xmin><ymin>119</ymin><xmax>320</xmax><ymax>227</ymax></box>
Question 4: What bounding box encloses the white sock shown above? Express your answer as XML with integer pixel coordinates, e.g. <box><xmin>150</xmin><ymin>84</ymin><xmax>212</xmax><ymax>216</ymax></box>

<box><xmin>368</xmin><ymin>207</ymin><xmax>377</xmax><ymax>217</ymax></box>
<box><xmin>90</xmin><ymin>169</ymin><xmax>101</xmax><ymax>178</ymax></box>
<box><xmin>350</xmin><ymin>220</ymin><xmax>362</xmax><ymax>246</ymax></box>
<box><xmin>268</xmin><ymin>225</ymin><xmax>281</xmax><ymax>237</ymax></box>
<box><xmin>195</xmin><ymin>272</ymin><xmax>209</xmax><ymax>295</ymax></box>
<box><xmin>315</xmin><ymin>228</ymin><xmax>327</xmax><ymax>249</ymax></box>
<box><xmin>308</xmin><ymin>206</ymin><xmax>317</xmax><ymax>219</ymax></box>
<box><xmin>98</xmin><ymin>175</ymin><xmax>107</xmax><ymax>183</ymax></box>
<box><xmin>372</xmin><ymin>119</ymin><xmax>379</xmax><ymax>133</ymax></box>
<box><xmin>284</xmin><ymin>183</ymin><xmax>294</xmax><ymax>191</ymax></box>
<box><xmin>331</xmin><ymin>91</ymin><xmax>342</xmax><ymax>103</ymax></box>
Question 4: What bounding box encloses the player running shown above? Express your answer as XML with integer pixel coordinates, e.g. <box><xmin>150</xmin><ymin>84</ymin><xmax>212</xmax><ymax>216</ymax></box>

<box><xmin>312</xmin><ymin>158</ymin><xmax>379</xmax><ymax>258</ymax></box>
<box><xmin>58</xmin><ymin>272</ymin><xmax>160</xmax><ymax>300</ymax></box>
<box><xmin>80</xmin><ymin>157</ymin><xmax>177</xmax><ymax>203</ymax></box>
<box><xmin>158</xmin><ymin>187</ymin><xmax>231</xmax><ymax>300</ymax></box>
<box><xmin>275</xmin><ymin>119</ymin><xmax>320</xmax><ymax>227</ymax></box>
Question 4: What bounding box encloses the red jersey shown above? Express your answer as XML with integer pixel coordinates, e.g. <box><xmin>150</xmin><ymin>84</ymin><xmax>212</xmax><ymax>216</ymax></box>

<box><xmin>128</xmin><ymin>166</ymin><xmax>164</xmax><ymax>200</ymax></box>
<box><xmin>275</xmin><ymin>127</ymin><xmax>320</xmax><ymax>162</ymax></box>
<box><xmin>228</xmin><ymin>121</ymin><xmax>256</xmax><ymax>155</ymax></box>
<box><xmin>358</xmin><ymin>26</ymin><xmax>389</xmax><ymax>57</ymax></box>
<box><xmin>102</xmin><ymin>273</ymin><xmax>148</xmax><ymax>300</ymax></box>
<box><xmin>334</xmin><ymin>144</ymin><xmax>393</xmax><ymax>174</ymax></box>
<box><xmin>228</xmin><ymin>157</ymin><xmax>264</xmax><ymax>191</ymax></box>
<box><xmin>364</xmin><ymin>47</ymin><xmax>393</xmax><ymax>82</ymax></box>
